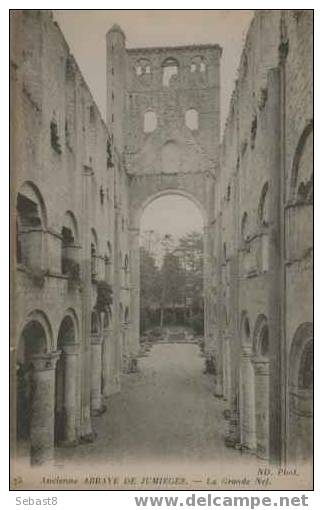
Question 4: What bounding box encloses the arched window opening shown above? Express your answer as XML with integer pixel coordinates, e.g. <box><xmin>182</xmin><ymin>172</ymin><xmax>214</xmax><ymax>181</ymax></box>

<box><xmin>244</xmin><ymin>317</ymin><xmax>250</xmax><ymax>339</ymax></box>
<box><xmin>50</xmin><ymin>116</ymin><xmax>61</xmax><ymax>154</ymax></box>
<box><xmin>297</xmin><ymin>174</ymin><xmax>313</xmax><ymax>204</ymax></box>
<box><xmin>91</xmin><ymin>243</ymin><xmax>97</xmax><ymax>280</ymax></box>
<box><xmin>107</xmin><ymin>241</ymin><xmax>112</xmax><ymax>260</ymax></box>
<box><xmin>190</xmin><ymin>56</ymin><xmax>207</xmax><ymax>73</ymax></box>
<box><xmin>61</xmin><ymin>212</ymin><xmax>79</xmax><ymax>281</ymax></box>
<box><xmin>135</xmin><ymin>58</ymin><xmax>152</xmax><ymax>77</ymax></box>
<box><xmin>16</xmin><ymin>184</ymin><xmax>46</xmax><ymax>269</ymax></box>
<box><xmin>288</xmin><ymin>323</ymin><xmax>313</xmax><ymax>463</ymax></box>
<box><xmin>258</xmin><ymin>182</ymin><xmax>269</xmax><ymax>226</ymax></box>
<box><xmin>298</xmin><ymin>340</ymin><xmax>313</xmax><ymax>390</ymax></box>
<box><xmin>144</xmin><ymin>110</ymin><xmax>157</xmax><ymax>133</ymax></box>
<box><xmin>185</xmin><ymin>109</ymin><xmax>199</xmax><ymax>131</ymax></box>
<box><xmin>91</xmin><ymin>229</ymin><xmax>98</xmax><ymax>282</ymax></box>
<box><xmin>241</xmin><ymin>212</ymin><xmax>249</xmax><ymax>243</ymax></box>
<box><xmin>100</xmin><ymin>186</ymin><xmax>104</xmax><ymax>205</ymax></box>
<box><xmin>61</xmin><ymin>226</ymin><xmax>74</xmax><ymax>275</ymax></box>
<box><xmin>162</xmin><ymin>57</ymin><xmax>179</xmax><ymax>87</ymax></box>
<box><xmin>290</xmin><ymin>122</ymin><xmax>313</xmax><ymax>203</ymax></box>
<box><xmin>260</xmin><ymin>325</ymin><xmax>269</xmax><ymax>357</ymax></box>
<box><xmin>91</xmin><ymin>311</ymin><xmax>100</xmax><ymax>334</ymax></box>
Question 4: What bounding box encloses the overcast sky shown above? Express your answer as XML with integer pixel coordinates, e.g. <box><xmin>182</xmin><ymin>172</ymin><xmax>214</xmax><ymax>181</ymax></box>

<box><xmin>54</xmin><ymin>9</ymin><xmax>253</xmax><ymax>129</ymax></box>
<box><xmin>53</xmin><ymin>10</ymin><xmax>253</xmax><ymax>241</ymax></box>
<box><xmin>140</xmin><ymin>195</ymin><xmax>204</xmax><ymax>246</ymax></box>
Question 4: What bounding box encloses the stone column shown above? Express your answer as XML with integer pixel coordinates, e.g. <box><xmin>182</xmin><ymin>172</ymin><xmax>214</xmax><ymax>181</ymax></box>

<box><xmin>203</xmin><ymin>224</ymin><xmax>213</xmax><ymax>355</ymax></box>
<box><xmin>228</xmin><ymin>171</ymin><xmax>241</xmax><ymax>449</ymax></box>
<box><xmin>80</xmin><ymin>165</ymin><xmax>94</xmax><ymax>439</ymax></box>
<box><xmin>10</xmin><ymin>347</ymin><xmax>17</xmax><ymax>462</ymax></box>
<box><xmin>62</xmin><ymin>343</ymin><xmax>79</xmax><ymax>445</ymax></box>
<box><xmin>239</xmin><ymin>345</ymin><xmax>256</xmax><ymax>451</ymax></box>
<box><xmin>90</xmin><ymin>333</ymin><xmax>103</xmax><ymax>415</ymax></box>
<box><xmin>121</xmin><ymin>324</ymin><xmax>128</xmax><ymax>373</ymax></box>
<box><xmin>253</xmin><ymin>359</ymin><xmax>270</xmax><ymax>459</ymax></box>
<box><xmin>129</xmin><ymin>227</ymin><xmax>140</xmax><ymax>358</ymax></box>
<box><xmin>223</xmin><ymin>335</ymin><xmax>232</xmax><ymax>402</ymax></box>
<box><xmin>102</xmin><ymin>328</ymin><xmax>109</xmax><ymax>397</ymax></box>
<box><xmin>267</xmin><ymin>67</ymin><xmax>283</xmax><ymax>462</ymax></box>
<box><xmin>29</xmin><ymin>351</ymin><xmax>60</xmax><ymax>465</ymax></box>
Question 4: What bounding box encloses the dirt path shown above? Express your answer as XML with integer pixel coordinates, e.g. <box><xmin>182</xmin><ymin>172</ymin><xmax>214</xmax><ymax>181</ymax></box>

<box><xmin>57</xmin><ymin>343</ymin><xmax>261</xmax><ymax>470</ymax></box>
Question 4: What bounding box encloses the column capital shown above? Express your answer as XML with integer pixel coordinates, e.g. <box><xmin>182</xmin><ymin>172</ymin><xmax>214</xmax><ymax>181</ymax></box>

<box><xmin>30</xmin><ymin>351</ymin><xmax>61</xmax><ymax>371</ymax></box>
<box><xmin>253</xmin><ymin>357</ymin><xmax>270</xmax><ymax>375</ymax></box>
<box><xmin>62</xmin><ymin>343</ymin><xmax>80</xmax><ymax>356</ymax></box>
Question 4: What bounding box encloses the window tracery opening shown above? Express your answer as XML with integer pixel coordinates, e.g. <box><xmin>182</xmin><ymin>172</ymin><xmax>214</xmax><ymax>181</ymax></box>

<box><xmin>144</xmin><ymin>110</ymin><xmax>157</xmax><ymax>133</ymax></box>
<box><xmin>162</xmin><ymin>57</ymin><xmax>179</xmax><ymax>87</ymax></box>
<box><xmin>185</xmin><ymin>109</ymin><xmax>199</xmax><ymax>131</ymax></box>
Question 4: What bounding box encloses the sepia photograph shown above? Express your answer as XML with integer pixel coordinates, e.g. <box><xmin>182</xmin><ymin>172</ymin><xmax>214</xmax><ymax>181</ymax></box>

<box><xmin>9</xmin><ymin>9</ymin><xmax>313</xmax><ymax>490</ymax></box>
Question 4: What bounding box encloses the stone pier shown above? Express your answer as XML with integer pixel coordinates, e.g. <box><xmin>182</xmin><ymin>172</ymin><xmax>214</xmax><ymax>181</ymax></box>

<box><xmin>30</xmin><ymin>351</ymin><xmax>60</xmax><ymax>465</ymax></box>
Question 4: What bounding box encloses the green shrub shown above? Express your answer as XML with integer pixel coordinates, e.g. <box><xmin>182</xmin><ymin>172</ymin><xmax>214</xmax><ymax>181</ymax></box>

<box><xmin>188</xmin><ymin>313</ymin><xmax>204</xmax><ymax>335</ymax></box>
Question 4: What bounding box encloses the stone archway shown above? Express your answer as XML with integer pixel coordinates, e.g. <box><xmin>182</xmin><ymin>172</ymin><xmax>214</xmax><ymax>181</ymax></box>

<box><xmin>239</xmin><ymin>313</ymin><xmax>256</xmax><ymax>451</ymax></box>
<box><xmin>128</xmin><ymin>185</ymin><xmax>214</xmax><ymax>364</ymax></box>
<box><xmin>16</xmin><ymin>321</ymin><xmax>47</xmax><ymax>444</ymax></box>
<box><xmin>16</xmin><ymin>313</ymin><xmax>59</xmax><ymax>465</ymax></box>
<box><xmin>55</xmin><ymin>313</ymin><xmax>79</xmax><ymax>446</ymax></box>
<box><xmin>288</xmin><ymin>322</ymin><xmax>313</xmax><ymax>464</ymax></box>
<box><xmin>252</xmin><ymin>315</ymin><xmax>270</xmax><ymax>459</ymax></box>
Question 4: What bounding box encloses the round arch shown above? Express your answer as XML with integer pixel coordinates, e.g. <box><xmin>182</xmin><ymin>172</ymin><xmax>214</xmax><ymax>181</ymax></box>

<box><xmin>18</xmin><ymin>309</ymin><xmax>53</xmax><ymax>354</ymax></box>
<box><xmin>57</xmin><ymin>308</ymin><xmax>79</xmax><ymax>346</ymax></box>
<box><xmin>253</xmin><ymin>314</ymin><xmax>269</xmax><ymax>356</ymax></box>
<box><xmin>240</xmin><ymin>311</ymin><xmax>251</xmax><ymax>346</ymax></box>
<box><xmin>91</xmin><ymin>228</ymin><xmax>99</xmax><ymax>251</ymax></box>
<box><xmin>16</xmin><ymin>180</ymin><xmax>48</xmax><ymax>228</ymax></box>
<box><xmin>62</xmin><ymin>211</ymin><xmax>79</xmax><ymax>244</ymax></box>
<box><xmin>289</xmin><ymin>322</ymin><xmax>313</xmax><ymax>388</ymax></box>
<box><xmin>288</xmin><ymin>322</ymin><xmax>313</xmax><ymax>463</ymax></box>
<box><xmin>134</xmin><ymin>188</ymin><xmax>207</xmax><ymax>229</ymax></box>
<box><xmin>16</xmin><ymin>317</ymin><xmax>50</xmax><ymax>444</ymax></box>
<box><xmin>289</xmin><ymin>120</ymin><xmax>313</xmax><ymax>203</ymax></box>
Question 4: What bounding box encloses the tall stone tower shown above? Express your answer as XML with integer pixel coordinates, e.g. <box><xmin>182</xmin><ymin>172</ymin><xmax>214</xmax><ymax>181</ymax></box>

<box><xmin>106</xmin><ymin>24</ymin><xmax>127</xmax><ymax>152</ymax></box>
<box><xmin>105</xmin><ymin>31</ymin><xmax>222</xmax><ymax>362</ymax></box>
